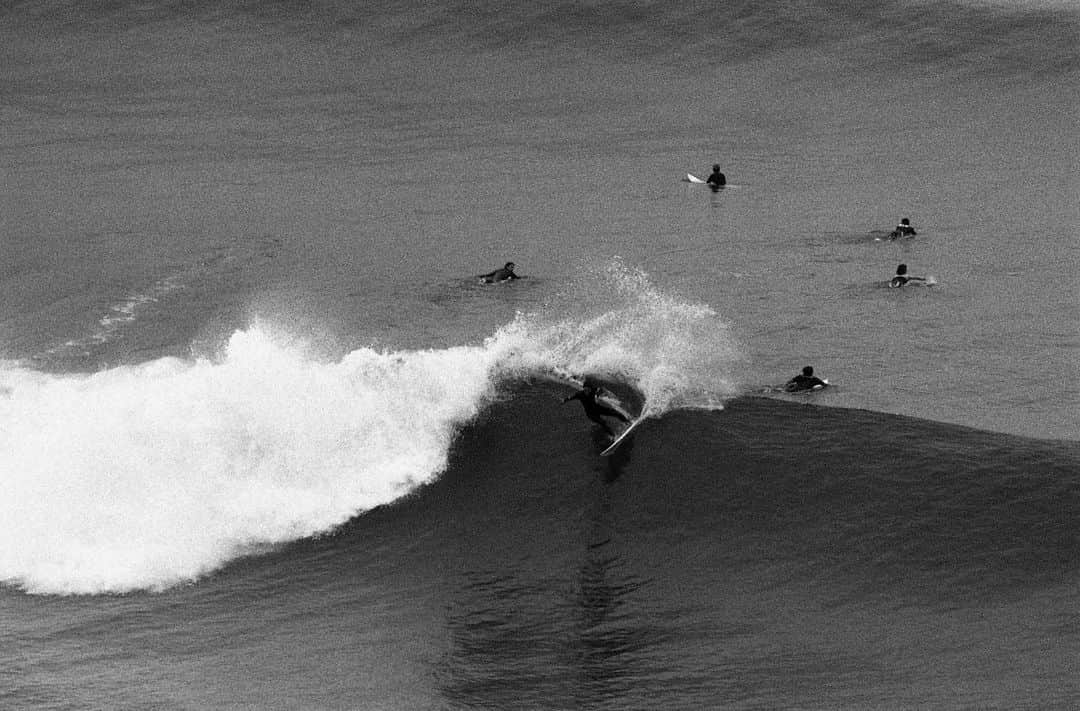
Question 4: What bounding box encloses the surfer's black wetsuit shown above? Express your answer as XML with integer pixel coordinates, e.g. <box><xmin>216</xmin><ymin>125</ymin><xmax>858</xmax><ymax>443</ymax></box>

<box><xmin>706</xmin><ymin>169</ymin><xmax>726</xmax><ymax>189</ymax></box>
<box><xmin>890</xmin><ymin>220</ymin><xmax>916</xmax><ymax>239</ymax></box>
<box><xmin>785</xmin><ymin>366</ymin><xmax>827</xmax><ymax>392</ymax></box>
<box><xmin>784</xmin><ymin>374</ymin><xmax>827</xmax><ymax>392</ymax></box>
<box><xmin>564</xmin><ymin>387</ymin><xmax>631</xmax><ymax>435</ymax></box>
<box><xmin>481</xmin><ymin>263</ymin><xmax>520</xmax><ymax>283</ymax></box>
<box><xmin>890</xmin><ymin>264</ymin><xmax>925</xmax><ymax>287</ymax></box>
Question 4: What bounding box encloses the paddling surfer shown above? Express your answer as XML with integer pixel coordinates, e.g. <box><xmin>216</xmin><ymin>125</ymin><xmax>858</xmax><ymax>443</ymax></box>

<box><xmin>480</xmin><ymin>262</ymin><xmax>521</xmax><ymax>283</ymax></box>
<box><xmin>889</xmin><ymin>263</ymin><xmax>928</xmax><ymax>287</ymax></box>
<box><xmin>564</xmin><ymin>381</ymin><xmax>632</xmax><ymax>436</ymax></box>
<box><xmin>785</xmin><ymin>366</ymin><xmax>828</xmax><ymax>392</ymax></box>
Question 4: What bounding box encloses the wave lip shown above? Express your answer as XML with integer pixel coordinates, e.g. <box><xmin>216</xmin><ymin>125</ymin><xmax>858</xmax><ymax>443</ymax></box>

<box><xmin>496</xmin><ymin>259</ymin><xmax>743</xmax><ymax>415</ymax></box>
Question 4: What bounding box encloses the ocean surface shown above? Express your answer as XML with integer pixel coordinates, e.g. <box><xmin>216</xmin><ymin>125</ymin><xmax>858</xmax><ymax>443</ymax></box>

<box><xmin>2</xmin><ymin>0</ymin><xmax>1079</xmax><ymax>708</ymax></box>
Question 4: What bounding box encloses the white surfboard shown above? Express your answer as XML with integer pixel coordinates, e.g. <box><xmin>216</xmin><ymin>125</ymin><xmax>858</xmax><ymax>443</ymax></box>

<box><xmin>600</xmin><ymin>413</ymin><xmax>648</xmax><ymax>456</ymax></box>
<box><xmin>685</xmin><ymin>173</ymin><xmax>706</xmax><ymax>183</ymax></box>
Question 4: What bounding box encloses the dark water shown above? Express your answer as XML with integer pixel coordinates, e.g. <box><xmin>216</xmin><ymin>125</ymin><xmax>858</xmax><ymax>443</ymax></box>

<box><xmin>2</xmin><ymin>0</ymin><xmax>1079</xmax><ymax>708</ymax></box>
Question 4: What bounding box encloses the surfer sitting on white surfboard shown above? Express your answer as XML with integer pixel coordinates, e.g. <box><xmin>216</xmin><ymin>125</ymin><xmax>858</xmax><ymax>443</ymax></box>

<box><xmin>563</xmin><ymin>381</ymin><xmax>632</xmax><ymax>436</ymax></box>
<box><xmin>890</xmin><ymin>218</ymin><xmax>917</xmax><ymax>239</ymax></box>
<box><xmin>706</xmin><ymin>164</ymin><xmax>726</xmax><ymax>189</ymax></box>
<box><xmin>480</xmin><ymin>261</ymin><xmax>521</xmax><ymax>284</ymax></box>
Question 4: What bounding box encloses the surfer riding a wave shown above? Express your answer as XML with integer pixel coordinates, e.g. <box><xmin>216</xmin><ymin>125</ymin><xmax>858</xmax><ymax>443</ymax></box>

<box><xmin>563</xmin><ymin>380</ymin><xmax>632</xmax><ymax>437</ymax></box>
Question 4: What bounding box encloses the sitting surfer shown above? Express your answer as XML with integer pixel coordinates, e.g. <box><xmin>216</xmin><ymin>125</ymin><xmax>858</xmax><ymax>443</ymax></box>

<box><xmin>480</xmin><ymin>261</ymin><xmax>521</xmax><ymax>284</ymax></box>
<box><xmin>706</xmin><ymin>164</ymin><xmax>726</xmax><ymax>190</ymax></box>
<box><xmin>890</xmin><ymin>218</ymin><xmax>917</xmax><ymax>239</ymax></box>
<box><xmin>785</xmin><ymin>366</ymin><xmax>828</xmax><ymax>392</ymax></box>
<box><xmin>564</xmin><ymin>381</ymin><xmax>632</xmax><ymax>436</ymax></box>
<box><xmin>889</xmin><ymin>263</ymin><xmax>928</xmax><ymax>288</ymax></box>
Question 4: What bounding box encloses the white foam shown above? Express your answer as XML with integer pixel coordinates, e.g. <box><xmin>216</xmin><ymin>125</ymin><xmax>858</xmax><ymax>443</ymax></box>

<box><xmin>45</xmin><ymin>274</ymin><xmax>185</xmax><ymax>359</ymax></box>
<box><xmin>0</xmin><ymin>327</ymin><xmax>499</xmax><ymax>595</ymax></box>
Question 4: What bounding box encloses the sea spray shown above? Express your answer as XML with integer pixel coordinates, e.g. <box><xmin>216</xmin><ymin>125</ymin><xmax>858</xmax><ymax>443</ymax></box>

<box><xmin>490</xmin><ymin>258</ymin><xmax>744</xmax><ymax>413</ymax></box>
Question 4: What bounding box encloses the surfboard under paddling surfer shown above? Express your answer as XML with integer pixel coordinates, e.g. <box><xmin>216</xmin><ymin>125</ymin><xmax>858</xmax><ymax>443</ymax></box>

<box><xmin>564</xmin><ymin>381</ymin><xmax>632</xmax><ymax>436</ymax></box>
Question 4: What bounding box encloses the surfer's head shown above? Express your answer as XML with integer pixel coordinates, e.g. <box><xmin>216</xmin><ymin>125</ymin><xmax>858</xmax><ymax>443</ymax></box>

<box><xmin>899</xmin><ymin>218</ymin><xmax>910</xmax><ymax>225</ymax></box>
<box><xmin>712</xmin><ymin>164</ymin><xmax>721</xmax><ymax>171</ymax></box>
<box><xmin>802</xmin><ymin>366</ymin><xmax>814</xmax><ymax>376</ymax></box>
<box><xmin>504</xmin><ymin>262</ymin><xmax>515</xmax><ymax>270</ymax></box>
<box><xmin>896</xmin><ymin>264</ymin><xmax>908</xmax><ymax>275</ymax></box>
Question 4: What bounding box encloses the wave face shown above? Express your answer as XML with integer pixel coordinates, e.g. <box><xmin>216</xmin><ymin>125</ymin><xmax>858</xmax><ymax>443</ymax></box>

<box><xmin>0</xmin><ymin>263</ymin><xmax>740</xmax><ymax>594</ymax></box>
<box><xmin>418</xmin><ymin>385</ymin><xmax>1080</xmax><ymax>709</ymax></box>
<box><xmin>438</xmin><ymin>387</ymin><xmax>1080</xmax><ymax>604</ymax></box>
